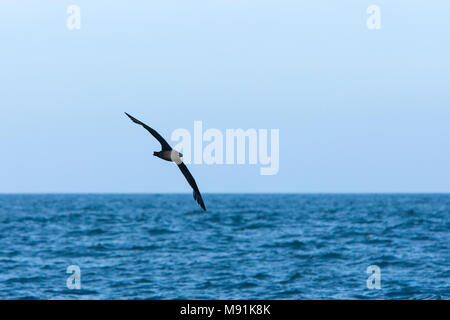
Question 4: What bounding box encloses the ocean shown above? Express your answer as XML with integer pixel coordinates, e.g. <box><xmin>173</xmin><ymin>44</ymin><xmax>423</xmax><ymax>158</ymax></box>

<box><xmin>0</xmin><ymin>194</ymin><xmax>448</xmax><ymax>300</ymax></box>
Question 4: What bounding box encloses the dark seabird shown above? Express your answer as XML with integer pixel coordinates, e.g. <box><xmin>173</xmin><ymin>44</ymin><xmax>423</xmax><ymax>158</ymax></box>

<box><xmin>125</xmin><ymin>112</ymin><xmax>206</xmax><ymax>211</ymax></box>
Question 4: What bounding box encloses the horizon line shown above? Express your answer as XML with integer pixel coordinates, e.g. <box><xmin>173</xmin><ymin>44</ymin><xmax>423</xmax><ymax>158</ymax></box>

<box><xmin>1</xmin><ymin>192</ymin><xmax>450</xmax><ymax>195</ymax></box>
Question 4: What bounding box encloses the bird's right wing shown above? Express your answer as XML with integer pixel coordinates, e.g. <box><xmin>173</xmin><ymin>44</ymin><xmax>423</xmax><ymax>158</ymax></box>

<box><xmin>178</xmin><ymin>163</ymin><xmax>206</xmax><ymax>211</ymax></box>
<box><xmin>125</xmin><ymin>112</ymin><xmax>172</xmax><ymax>151</ymax></box>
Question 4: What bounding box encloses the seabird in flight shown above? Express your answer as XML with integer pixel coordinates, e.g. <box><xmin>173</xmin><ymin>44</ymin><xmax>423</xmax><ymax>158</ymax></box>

<box><xmin>125</xmin><ymin>112</ymin><xmax>206</xmax><ymax>211</ymax></box>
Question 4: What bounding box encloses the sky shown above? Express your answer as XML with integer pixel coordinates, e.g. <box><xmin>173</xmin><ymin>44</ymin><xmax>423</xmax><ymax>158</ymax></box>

<box><xmin>0</xmin><ymin>1</ymin><xmax>449</xmax><ymax>193</ymax></box>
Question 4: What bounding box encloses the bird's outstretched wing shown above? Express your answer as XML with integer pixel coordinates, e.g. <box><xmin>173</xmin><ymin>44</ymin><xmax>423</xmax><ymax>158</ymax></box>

<box><xmin>177</xmin><ymin>163</ymin><xmax>206</xmax><ymax>211</ymax></box>
<box><xmin>125</xmin><ymin>112</ymin><xmax>172</xmax><ymax>151</ymax></box>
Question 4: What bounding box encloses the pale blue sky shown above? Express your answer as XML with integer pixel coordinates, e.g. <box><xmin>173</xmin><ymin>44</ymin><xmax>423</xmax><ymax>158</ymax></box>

<box><xmin>0</xmin><ymin>1</ymin><xmax>449</xmax><ymax>193</ymax></box>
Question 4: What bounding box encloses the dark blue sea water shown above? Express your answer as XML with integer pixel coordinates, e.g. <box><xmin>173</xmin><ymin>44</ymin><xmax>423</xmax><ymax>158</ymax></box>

<box><xmin>0</xmin><ymin>194</ymin><xmax>448</xmax><ymax>300</ymax></box>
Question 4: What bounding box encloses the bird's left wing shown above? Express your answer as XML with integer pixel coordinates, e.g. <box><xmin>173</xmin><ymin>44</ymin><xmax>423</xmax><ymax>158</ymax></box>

<box><xmin>125</xmin><ymin>112</ymin><xmax>172</xmax><ymax>151</ymax></box>
<box><xmin>177</xmin><ymin>163</ymin><xmax>206</xmax><ymax>211</ymax></box>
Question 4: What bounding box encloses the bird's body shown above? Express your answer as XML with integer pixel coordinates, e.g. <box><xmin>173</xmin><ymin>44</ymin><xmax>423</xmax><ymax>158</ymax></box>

<box><xmin>125</xmin><ymin>112</ymin><xmax>206</xmax><ymax>211</ymax></box>
<box><xmin>154</xmin><ymin>150</ymin><xmax>183</xmax><ymax>165</ymax></box>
